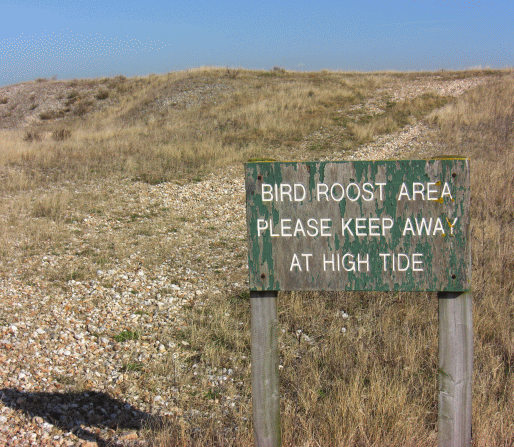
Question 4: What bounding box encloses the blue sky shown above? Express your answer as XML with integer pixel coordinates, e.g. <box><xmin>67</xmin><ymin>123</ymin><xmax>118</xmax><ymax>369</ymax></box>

<box><xmin>1</xmin><ymin>0</ymin><xmax>512</xmax><ymax>86</ymax></box>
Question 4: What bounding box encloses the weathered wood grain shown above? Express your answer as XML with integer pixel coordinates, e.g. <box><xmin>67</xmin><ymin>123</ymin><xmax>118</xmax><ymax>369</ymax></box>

<box><xmin>246</xmin><ymin>160</ymin><xmax>470</xmax><ymax>291</ymax></box>
<box><xmin>438</xmin><ymin>291</ymin><xmax>473</xmax><ymax>447</ymax></box>
<box><xmin>250</xmin><ymin>291</ymin><xmax>281</xmax><ymax>447</ymax></box>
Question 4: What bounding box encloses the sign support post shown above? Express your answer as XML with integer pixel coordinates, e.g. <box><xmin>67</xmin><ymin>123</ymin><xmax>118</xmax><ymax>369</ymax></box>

<box><xmin>250</xmin><ymin>290</ymin><xmax>281</xmax><ymax>447</ymax></box>
<box><xmin>438</xmin><ymin>291</ymin><xmax>473</xmax><ymax>447</ymax></box>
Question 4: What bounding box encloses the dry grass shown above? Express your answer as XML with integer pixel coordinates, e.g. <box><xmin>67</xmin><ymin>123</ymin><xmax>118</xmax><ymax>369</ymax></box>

<box><xmin>428</xmin><ymin>77</ymin><xmax>514</xmax><ymax>446</ymax></box>
<box><xmin>143</xmin><ymin>69</ymin><xmax>514</xmax><ymax>447</ymax></box>
<box><xmin>0</xmin><ymin>67</ymin><xmax>513</xmax><ymax>445</ymax></box>
<box><xmin>1</xmin><ymin>67</ymin><xmax>496</xmax><ymax>190</ymax></box>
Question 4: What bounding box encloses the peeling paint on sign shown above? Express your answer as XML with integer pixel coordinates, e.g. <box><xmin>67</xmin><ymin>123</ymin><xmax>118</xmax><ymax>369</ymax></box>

<box><xmin>245</xmin><ymin>159</ymin><xmax>470</xmax><ymax>291</ymax></box>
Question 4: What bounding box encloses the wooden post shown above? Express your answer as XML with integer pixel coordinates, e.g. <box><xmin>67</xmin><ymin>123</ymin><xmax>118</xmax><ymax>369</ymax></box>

<box><xmin>250</xmin><ymin>290</ymin><xmax>281</xmax><ymax>447</ymax></box>
<box><xmin>438</xmin><ymin>291</ymin><xmax>473</xmax><ymax>447</ymax></box>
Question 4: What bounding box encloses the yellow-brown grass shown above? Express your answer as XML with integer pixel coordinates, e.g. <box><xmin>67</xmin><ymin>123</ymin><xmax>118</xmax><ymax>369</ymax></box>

<box><xmin>144</xmin><ymin>69</ymin><xmax>514</xmax><ymax>447</ymax></box>
<box><xmin>2</xmin><ymin>67</ymin><xmax>495</xmax><ymax>190</ymax></box>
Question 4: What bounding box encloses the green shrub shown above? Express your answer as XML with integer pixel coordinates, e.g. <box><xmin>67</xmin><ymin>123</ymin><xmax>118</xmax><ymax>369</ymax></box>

<box><xmin>114</xmin><ymin>330</ymin><xmax>140</xmax><ymax>342</ymax></box>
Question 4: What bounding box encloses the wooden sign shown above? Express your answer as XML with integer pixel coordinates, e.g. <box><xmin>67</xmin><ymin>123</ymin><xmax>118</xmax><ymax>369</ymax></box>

<box><xmin>245</xmin><ymin>159</ymin><xmax>470</xmax><ymax>292</ymax></box>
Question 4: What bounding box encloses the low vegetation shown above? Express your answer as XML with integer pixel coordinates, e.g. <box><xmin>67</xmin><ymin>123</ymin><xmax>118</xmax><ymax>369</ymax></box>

<box><xmin>0</xmin><ymin>67</ymin><xmax>513</xmax><ymax>445</ymax></box>
<box><xmin>1</xmin><ymin>67</ymin><xmax>491</xmax><ymax>190</ymax></box>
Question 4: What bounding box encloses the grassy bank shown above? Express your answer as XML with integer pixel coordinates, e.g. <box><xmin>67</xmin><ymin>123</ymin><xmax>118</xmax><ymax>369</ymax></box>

<box><xmin>0</xmin><ymin>67</ymin><xmax>513</xmax><ymax>445</ymax></box>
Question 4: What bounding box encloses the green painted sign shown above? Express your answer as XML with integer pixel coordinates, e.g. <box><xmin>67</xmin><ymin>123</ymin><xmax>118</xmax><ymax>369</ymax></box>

<box><xmin>245</xmin><ymin>159</ymin><xmax>470</xmax><ymax>291</ymax></box>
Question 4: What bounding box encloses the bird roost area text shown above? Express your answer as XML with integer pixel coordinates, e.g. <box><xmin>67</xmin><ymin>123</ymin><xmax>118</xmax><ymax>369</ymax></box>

<box><xmin>257</xmin><ymin>180</ymin><xmax>456</xmax><ymax>274</ymax></box>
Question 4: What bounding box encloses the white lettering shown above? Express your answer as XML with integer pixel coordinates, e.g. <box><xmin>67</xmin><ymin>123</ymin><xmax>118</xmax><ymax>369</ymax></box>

<box><xmin>330</xmin><ymin>183</ymin><xmax>345</xmax><ymax>202</ymax></box>
<box><xmin>342</xmin><ymin>218</ymin><xmax>395</xmax><ymax>237</ymax></box>
<box><xmin>427</xmin><ymin>182</ymin><xmax>438</xmax><ymax>200</ymax></box>
<box><xmin>379</xmin><ymin>253</ymin><xmax>424</xmax><ymax>272</ymax></box>
<box><xmin>307</xmin><ymin>218</ymin><xmax>319</xmax><ymax>237</ymax></box>
<box><xmin>261</xmin><ymin>183</ymin><xmax>307</xmax><ymax>202</ymax></box>
<box><xmin>447</xmin><ymin>217</ymin><xmax>458</xmax><ymax>235</ymax></box>
<box><xmin>270</xmin><ymin>220</ymin><xmax>280</xmax><ymax>237</ymax></box>
<box><xmin>257</xmin><ymin>219</ymin><xmax>268</xmax><ymax>236</ymax></box>
<box><xmin>412</xmin><ymin>253</ymin><xmax>424</xmax><ymax>271</ymax></box>
<box><xmin>262</xmin><ymin>184</ymin><xmax>273</xmax><ymax>201</ymax></box>
<box><xmin>257</xmin><ymin>218</ymin><xmax>337</xmax><ymax>238</ymax></box>
<box><xmin>294</xmin><ymin>184</ymin><xmax>306</xmax><ymax>201</ymax></box>
<box><xmin>403</xmin><ymin>217</ymin><xmax>447</xmax><ymax>236</ymax></box>
<box><xmin>368</xmin><ymin>218</ymin><xmax>380</xmax><ymax>236</ymax></box>
<box><xmin>290</xmin><ymin>253</ymin><xmax>301</xmax><ymax>271</ymax></box>
<box><xmin>342</xmin><ymin>253</ymin><xmax>355</xmax><ymax>271</ymax></box>
<box><xmin>324</xmin><ymin>253</ymin><xmax>369</xmax><ymax>272</ymax></box>
<box><xmin>382</xmin><ymin>218</ymin><xmax>394</xmax><ymax>236</ymax></box>
<box><xmin>317</xmin><ymin>183</ymin><xmax>329</xmax><ymax>201</ymax></box>
<box><xmin>441</xmin><ymin>182</ymin><xmax>453</xmax><ymax>200</ymax></box>
<box><xmin>362</xmin><ymin>182</ymin><xmax>374</xmax><ymax>201</ymax></box>
<box><xmin>397</xmin><ymin>182</ymin><xmax>453</xmax><ymax>201</ymax></box>
<box><xmin>302</xmin><ymin>253</ymin><xmax>313</xmax><ymax>271</ymax></box>
<box><xmin>415</xmin><ymin>218</ymin><xmax>433</xmax><ymax>236</ymax></box>
<box><xmin>403</xmin><ymin>218</ymin><xmax>414</xmax><ymax>236</ymax></box>
<box><xmin>341</xmin><ymin>219</ymin><xmax>354</xmax><ymax>236</ymax></box>
<box><xmin>346</xmin><ymin>183</ymin><xmax>360</xmax><ymax>201</ymax></box>
<box><xmin>398</xmin><ymin>183</ymin><xmax>411</xmax><ymax>201</ymax></box>
<box><xmin>280</xmin><ymin>184</ymin><xmax>292</xmax><ymax>202</ymax></box>
<box><xmin>320</xmin><ymin>219</ymin><xmax>332</xmax><ymax>237</ymax></box>
<box><xmin>281</xmin><ymin>219</ymin><xmax>292</xmax><ymax>237</ymax></box>
<box><xmin>397</xmin><ymin>253</ymin><xmax>410</xmax><ymax>271</ymax></box>
<box><xmin>290</xmin><ymin>253</ymin><xmax>313</xmax><ymax>272</ymax></box>
<box><xmin>358</xmin><ymin>254</ymin><xmax>370</xmax><ymax>272</ymax></box>
<box><xmin>323</xmin><ymin>253</ymin><xmax>336</xmax><ymax>271</ymax></box>
<box><xmin>379</xmin><ymin>253</ymin><xmax>390</xmax><ymax>271</ymax></box>
<box><xmin>433</xmin><ymin>218</ymin><xmax>445</xmax><ymax>235</ymax></box>
<box><xmin>317</xmin><ymin>182</ymin><xmax>386</xmax><ymax>202</ymax></box>
<box><xmin>376</xmin><ymin>182</ymin><xmax>386</xmax><ymax>201</ymax></box>
<box><xmin>412</xmin><ymin>182</ymin><xmax>425</xmax><ymax>201</ymax></box>
<box><xmin>294</xmin><ymin>219</ymin><xmax>306</xmax><ymax>237</ymax></box>
<box><xmin>355</xmin><ymin>218</ymin><xmax>367</xmax><ymax>236</ymax></box>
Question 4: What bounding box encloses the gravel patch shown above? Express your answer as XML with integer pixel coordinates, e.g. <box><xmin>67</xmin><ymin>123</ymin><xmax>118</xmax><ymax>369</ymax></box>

<box><xmin>0</xmin><ymin>168</ymin><xmax>247</xmax><ymax>446</ymax></box>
